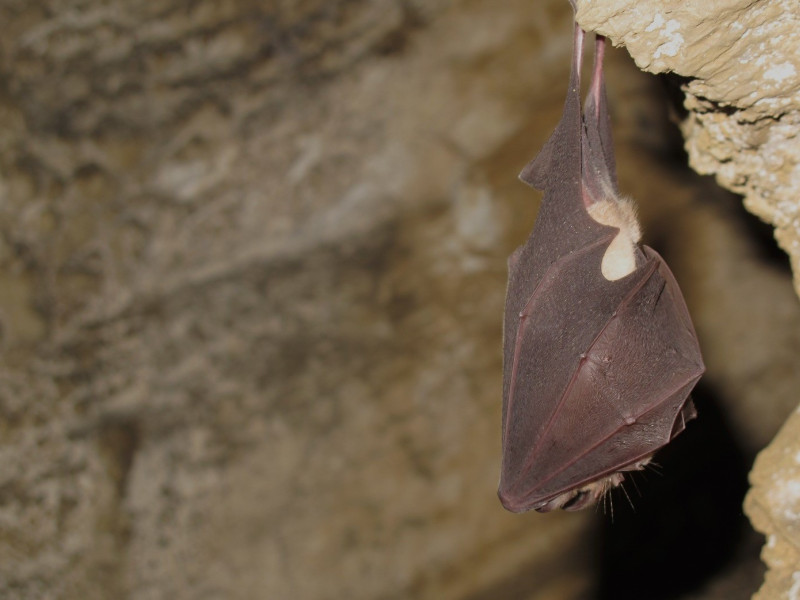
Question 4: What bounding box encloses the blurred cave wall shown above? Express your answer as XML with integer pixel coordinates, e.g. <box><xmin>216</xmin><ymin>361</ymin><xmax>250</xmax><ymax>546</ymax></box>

<box><xmin>0</xmin><ymin>1</ymin><xmax>798</xmax><ymax>599</ymax></box>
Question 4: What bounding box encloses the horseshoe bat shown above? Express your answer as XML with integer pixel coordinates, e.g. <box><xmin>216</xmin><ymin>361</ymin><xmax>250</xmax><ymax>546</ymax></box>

<box><xmin>498</xmin><ymin>23</ymin><xmax>704</xmax><ymax>513</ymax></box>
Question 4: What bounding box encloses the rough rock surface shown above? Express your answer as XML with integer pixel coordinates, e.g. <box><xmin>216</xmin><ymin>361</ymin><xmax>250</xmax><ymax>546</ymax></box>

<box><xmin>0</xmin><ymin>1</ymin><xmax>596</xmax><ymax>598</ymax></box>
<box><xmin>745</xmin><ymin>407</ymin><xmax>800</xmax><ymax>600</ymax></box>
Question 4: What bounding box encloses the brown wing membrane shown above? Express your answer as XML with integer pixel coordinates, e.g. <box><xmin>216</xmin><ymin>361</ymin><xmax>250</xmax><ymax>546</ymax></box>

<box><xmin>501</xmin><ymin>250</ymin><xmax>703</xmax><ymax>511</ymax></box>
<box><xmin>499</xmin><ymin>23</ymin><xmax>704</xmax><ymax>513</ymax></box>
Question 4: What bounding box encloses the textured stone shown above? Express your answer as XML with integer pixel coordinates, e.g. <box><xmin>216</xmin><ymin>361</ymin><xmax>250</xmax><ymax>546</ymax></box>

<box><xmin>0</xmin><ymin>1</ymin><xmax>596</xmax><ymax>598</ymax></box>
<box><xmin>745</xmin><ymin>408</ymin><xmax>800</xmax><ymax>600</ymax></box>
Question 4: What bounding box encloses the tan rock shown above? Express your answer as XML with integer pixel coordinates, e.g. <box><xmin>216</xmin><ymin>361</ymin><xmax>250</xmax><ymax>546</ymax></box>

<box><xmin>0</xmin><ymin>1</ymin><xmax>595</xmax><ymax>598</ymax></box>
<box><xmin>745</xmin><ymin>408</ymin><xmax>800</xmax><ymax>600</ymax></box>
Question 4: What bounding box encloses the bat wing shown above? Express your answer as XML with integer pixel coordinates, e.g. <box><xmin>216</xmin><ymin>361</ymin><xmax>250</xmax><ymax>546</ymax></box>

<box><xmin>503</xmin><ymin>25</ymin><xmax>616</xmax><ymax>420</ymax></box>
<box><xmin>516</xmin><ymin>25</ymin><xmax>612</xmax><ymax>266</ymax></box>
<box><xmin>499</xmin><ymin>248</ymin><xmax>703</xmax><ymax>512</ymax></box>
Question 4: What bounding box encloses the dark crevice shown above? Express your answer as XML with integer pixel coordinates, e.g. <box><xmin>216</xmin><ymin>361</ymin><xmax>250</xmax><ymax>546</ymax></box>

<box><xmin>731</xmin><ymin>199</ymin><xmax>792</xmax><ymax>271</ymax></box>
<box><xmin>594</xmin><ymin>381</ymin><xmax>761</xmax><ymax>599</ymax></box>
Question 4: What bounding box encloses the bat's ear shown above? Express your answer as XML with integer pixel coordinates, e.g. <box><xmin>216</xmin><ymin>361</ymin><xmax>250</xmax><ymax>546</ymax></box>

<box><xmin>519</xmin><ymin>23</ymin><xmax>584</xmax><ymax>191</ymax></box>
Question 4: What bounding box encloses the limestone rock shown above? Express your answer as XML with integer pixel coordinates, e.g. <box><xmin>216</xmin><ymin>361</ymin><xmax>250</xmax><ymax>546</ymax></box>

<box><xmin>745</xmin><ymin>408</ymin><xmax>800</xmax><ymax>600</ymax></box>
<box><xmin>0</xmin><ymin>1</ymin><xmax>596</xmax><ymax>598</ymax></box>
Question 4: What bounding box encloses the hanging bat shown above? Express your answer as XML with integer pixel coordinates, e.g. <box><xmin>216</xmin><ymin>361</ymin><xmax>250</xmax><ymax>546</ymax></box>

<box><xmin>498</xmin><ymin>23</ymin><xmax>704</xmax><ymax>513</ymax></box>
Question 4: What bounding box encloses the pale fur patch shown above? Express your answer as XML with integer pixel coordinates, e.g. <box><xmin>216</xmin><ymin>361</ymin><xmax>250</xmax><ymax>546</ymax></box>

<box><xmin>537</xmin><ymin>454</ymin><xmax>653</xmax><ymax>512</ymax></box>
<box><xmin>587</xmin><ymin>196</ymin><xmax>642</xmax><ymax>281</ymax></box>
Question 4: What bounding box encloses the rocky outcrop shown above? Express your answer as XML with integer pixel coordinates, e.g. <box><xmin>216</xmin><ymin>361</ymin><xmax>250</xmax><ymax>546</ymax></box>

<box><xmin>745</xmin><ymin>408</ymin><xmax>800</xmax><ymax>600</ymax></box>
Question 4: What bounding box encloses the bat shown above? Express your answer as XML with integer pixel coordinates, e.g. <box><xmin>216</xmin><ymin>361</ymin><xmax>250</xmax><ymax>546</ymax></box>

<box><xmin>498</xmin><ymin>23</ymin><xmax>705</xmax><ymax>513</ymax></box>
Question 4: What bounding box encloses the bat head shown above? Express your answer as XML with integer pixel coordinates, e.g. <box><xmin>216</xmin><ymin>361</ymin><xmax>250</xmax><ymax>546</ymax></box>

<box><xmin>526</xmin><ymin>456</ymin><xmax>652</xmax><ymax>512</ymax></box>
<box><xmin>534</xmin><ymin>472</ymin><xmax>624</xmax><ymax>512</ymax></box>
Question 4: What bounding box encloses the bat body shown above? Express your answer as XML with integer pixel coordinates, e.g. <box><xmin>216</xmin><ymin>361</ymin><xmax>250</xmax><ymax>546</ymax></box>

<box><xmin>498</xmin><ymin>25</ymin><xmax>704</xmax><ymax>513</ymax></box>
